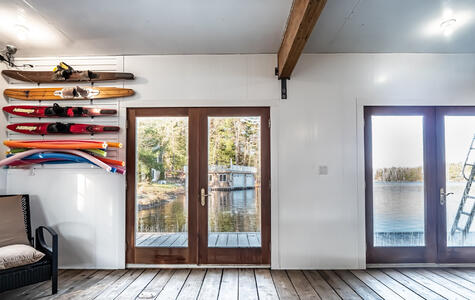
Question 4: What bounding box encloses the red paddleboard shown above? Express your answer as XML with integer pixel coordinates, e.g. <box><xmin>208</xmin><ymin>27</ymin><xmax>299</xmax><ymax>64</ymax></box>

<box><xmin>7</xmin><ymin>123</ymin><xmax>120</xmax><ymax>135</ymax></box>
<box><xmin>3</xmin><ymin>104</ymin><xmax>117</xmax><ymax>118</ymax></box>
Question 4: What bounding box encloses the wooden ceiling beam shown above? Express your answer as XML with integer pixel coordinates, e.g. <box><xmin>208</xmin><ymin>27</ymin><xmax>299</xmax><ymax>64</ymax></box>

<box><xmin>277</xmin><ymin>0</ymin><xmax>326</xmax><ymax>79</ymax></box>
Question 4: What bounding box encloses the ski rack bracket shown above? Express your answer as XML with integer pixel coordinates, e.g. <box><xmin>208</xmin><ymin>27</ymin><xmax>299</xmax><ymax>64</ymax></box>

<box><xmin>275</xmin><ymin>67</ymin><xmax>289</xmax><ymax>100</ymax></box>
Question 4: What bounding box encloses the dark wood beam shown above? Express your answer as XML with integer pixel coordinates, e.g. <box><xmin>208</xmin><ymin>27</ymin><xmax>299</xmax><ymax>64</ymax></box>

<box><xmin>277</xmin><ymin>0</ymin><xmax>326</xmax><ymax>79</ymax></box>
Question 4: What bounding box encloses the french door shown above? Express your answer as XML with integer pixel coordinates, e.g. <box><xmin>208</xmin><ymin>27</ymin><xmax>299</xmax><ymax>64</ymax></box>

<box><xmin>126</xmin><ymin>107</ymin><xmax>270</xmax><ymax>265</ymax></box>
<box><xmin>436</xmin><ymin>107</ymin><xmax>475</xmax><ymax>263</ymax></box>
<box><xmin>365</xmin><ymin>106</ymin><xmax>475</xmax><ymax>264</ymax></box>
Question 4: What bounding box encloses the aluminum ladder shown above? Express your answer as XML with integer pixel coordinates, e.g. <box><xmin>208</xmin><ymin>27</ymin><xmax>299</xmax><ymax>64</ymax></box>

<box><xmin>450</xmin><ymin>134</ymin><xmax>475</xmax><ymax>237</ymax></box>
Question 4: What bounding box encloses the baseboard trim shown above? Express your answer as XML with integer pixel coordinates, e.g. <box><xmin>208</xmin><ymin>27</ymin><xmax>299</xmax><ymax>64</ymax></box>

<box><xmin>126</xmin><ymin>264</ymin><xmax>271</xmax><ymax>269</ymax></box>
<box><xmin>367</xmin><ymin>263</ymin><xmax>475</xmax><ymax>268</ymax></box>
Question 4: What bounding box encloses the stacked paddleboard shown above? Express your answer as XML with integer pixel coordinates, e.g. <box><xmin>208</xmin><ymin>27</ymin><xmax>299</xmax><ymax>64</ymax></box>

<box><xmin>1</xmin><ymin>61</ymin><xmax>134</xmax><ymax>174</ymax></box>
<box><xmin>3</xmin><ymin>140</ymin><xmax>125</xmax><ymax>174</ymax></box>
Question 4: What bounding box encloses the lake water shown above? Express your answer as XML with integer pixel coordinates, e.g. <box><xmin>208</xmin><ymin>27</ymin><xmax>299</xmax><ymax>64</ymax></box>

<box><xmin>137</xmin><ymin>182</ymin><xmax>473</xmax><ymax>247</ymax></box>
<box><xmin>374</xmin><ymin>182</ymin><xmax>468</xmax><ymax>232</ymax></box>
<box><xmin>374</xmin><ymin>182</ymin><xmax>475</xmax><ymax>247</ymax></box>
<box><xmin>137</xmin><ymin>188</ymin><xmax>261</xmax><ymax>233</ymax></box>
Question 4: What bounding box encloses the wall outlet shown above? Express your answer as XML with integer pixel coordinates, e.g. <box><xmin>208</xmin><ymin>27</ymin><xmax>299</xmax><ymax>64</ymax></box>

<box><xmin>319</xmin><ymin>165</ymin><xmax>328</xmax><ymax>175</ymax></box>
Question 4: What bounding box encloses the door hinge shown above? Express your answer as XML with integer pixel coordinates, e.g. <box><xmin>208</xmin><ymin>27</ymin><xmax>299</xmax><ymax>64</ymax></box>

<box><xmin>126</xmin><ymin>119</ymin><xmax>129</xmax><ymax>129</ymax></box>
<box><xmin>268</xmin><ymin>119</ymin><xmax>271</xmax><ymax>128</ymax></box>
<box><xmin>269</xmin><ymin>179</ymin><xmax>271</xmax><ymax>189</ymax></box>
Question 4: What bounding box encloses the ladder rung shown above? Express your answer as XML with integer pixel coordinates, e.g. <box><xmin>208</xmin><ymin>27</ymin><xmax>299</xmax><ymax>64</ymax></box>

<box><xmin>465</xmin><ymin>195</ymin><xmax>475</xmax><ymax>199</ymax></box>
<box><xmin>461</xmin><ymin>211</ymin><xmax>471</xmax><ymax>216</ymax></box>
<box><xmin>456</xmin><ymin>227</ymin><xmax>466</xmax><ymax>231</ymax></box>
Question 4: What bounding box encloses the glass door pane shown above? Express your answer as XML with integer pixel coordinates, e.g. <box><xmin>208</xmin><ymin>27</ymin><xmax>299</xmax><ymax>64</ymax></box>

<box><xmin>207</xmin><ymin>116</ymin><xmax>261</xmax><ymax>248</ymax></box>
<box><xmin>371</xmin><ymin>116</ymin><xmax>425</xmax><ymax>247</ymax></box>
<box><xmin>135</xmin><ymin>117</ymin><xmax>189</xmax><ymax>248</ymax></box>
<box><xmin>444</xmin><ymin>116</ymin><xmax>475</xmax><ymax>247</ymax></box>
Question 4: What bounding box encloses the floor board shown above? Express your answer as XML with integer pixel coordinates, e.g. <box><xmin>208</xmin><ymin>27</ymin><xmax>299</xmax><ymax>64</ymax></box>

<box><xmin>1</xmin><ymin>267</ymin><xmax>474</xmax><ymax>299</ymax></box>
<box><xmin>115</xmin><ymin>269</ymin><xmax>157</xmax><ymax>299</ymax></box>
<box><xmin>271</xmin><ymin>270</ymin><xmax>299</xmax><ymax>300</ymax></box>
<box><xmin>95</xmin><ymin>269</ymin><xmax>144</xmax><ymax>299</ymax></box>
<box><xmin>156</xmin><ymin>269</ymin><xmax>190</xmax><ymax>300</ymax></box>
<box><xmin>238</xmin><ymin>268</ymin><xmax>258</xmax><ymax>300</ymax></box>
<box><xmin>176</xmin><ymin>269</ymin><xmax>206</xmax><ymax>300</ymax></box>
<box><xmin>380</xmin><ymin>269</ymin><xmax>445</xmax><ymax>300</ymax></box>
<box><xmin>218</xmin><ymin>269</ymin><xmax>239</xmax><ymax>300</ymax></box>
<box><xmin>320</xmin><ymin>270</ymin><xmax>361</xmax><ymax>299</ymax></box>
<box><xmin>197</xmin><ymin>269</ymin><xmax>222</xmax><ymax>300</ymax></box>
<box><xmin>139</xmin><ymin>269</ymin><xmax>174</xmax><ymax>299</ymax></box>
<box><xmin>351</xmin><ymin>270</ymin><xmax>404</xmax><ymax>299</ymax></box>
<box><xmin>335</xmin><ymin>270</ymin><xmax>382</xmax><ymax>300</ymax></box>
<box><xmin>366</xmin><ymin>269</ymin><xmax>423</xmax><ymax>300</ymax></box>
<box><xmin>287</xmin><ymin>270</ymin><xmax>321</xmax><ymax>299</ymax></box>
<box><xmin>398</xmin><ymin>268</ymin><xmax>465</xmax><ymax>299</ymax></box>
<box><xmin>255</xmin><ymin>269</ymin><xmax>279</xmax><ymax>300</ymax></box>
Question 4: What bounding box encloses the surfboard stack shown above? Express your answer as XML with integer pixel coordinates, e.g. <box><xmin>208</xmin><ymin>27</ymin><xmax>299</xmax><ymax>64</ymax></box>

<box><xmin>0</xmin><ymin>62</ymin><xmax>134</xmax><ymax>174</ymax></box>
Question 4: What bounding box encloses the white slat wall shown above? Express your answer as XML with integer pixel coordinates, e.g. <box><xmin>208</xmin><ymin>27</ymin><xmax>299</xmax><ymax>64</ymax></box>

<box><xmin>4</xmin><ymin>56</ymin><xmax>124</xmax><ymax>165</ymax></box>
<box><xmin>3</xmin><ymin>56</ymin><xmax>127</xmax><ymax>269</ymax></box>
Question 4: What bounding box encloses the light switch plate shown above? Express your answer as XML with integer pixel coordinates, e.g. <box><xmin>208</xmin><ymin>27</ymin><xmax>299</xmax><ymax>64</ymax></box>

<box><xmin>319</xmin><ymin>165</ymin><xmax>328</xmax><ymax>175</ymax></box>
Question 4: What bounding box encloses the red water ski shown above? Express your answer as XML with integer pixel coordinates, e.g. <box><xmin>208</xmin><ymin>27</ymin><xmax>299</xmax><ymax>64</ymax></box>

<box><xmin>3</xmin><ymin>104</ymin><xmax>117</xmax><ymax>118</ymax></box>
<box><xmin>7</xmin><ymin>123</ymin><xmax>120</xmax><ymax>135</ymax></box>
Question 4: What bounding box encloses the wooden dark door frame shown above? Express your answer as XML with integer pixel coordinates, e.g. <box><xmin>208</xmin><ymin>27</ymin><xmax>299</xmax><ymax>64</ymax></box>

<box><xmin>366</xmin><ymin>105</ymin><xmax>475</xmax><ymax>264</ymax></box>
<box><xmin>126</xmin><ymin>107</ymin><xmax>271</xmax><ymax>265</ymax></box>
<box><xmin>126</xmin><ymin>108</ymin><xmax>199</xmax><ymax>264</ymax></box>
<box><xmin>198</xmin><ymin>107</ymin><xmax>271</xmax><ymax>265</ymax></box>
<box><xmin>436</xmin><ymin>106</ymin><xmax>475</xmax><ymax>263</ymax></box>
<box><xmin>364</xmin><ymin>106</ymin><xmax>438</xmax><ymax>264</ymax></box>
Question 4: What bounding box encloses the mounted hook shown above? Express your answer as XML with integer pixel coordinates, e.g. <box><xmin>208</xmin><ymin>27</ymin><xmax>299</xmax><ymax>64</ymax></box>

<box><xmin>0</xmin><ymin>45</ymin><xmax>33</xmax><ymax>68</ymax></box>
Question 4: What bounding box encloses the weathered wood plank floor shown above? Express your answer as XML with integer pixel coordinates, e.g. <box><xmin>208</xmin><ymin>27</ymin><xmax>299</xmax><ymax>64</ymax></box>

<box><xmin>1</xmin><ymin>268</ymin><xmax>475</xmax><ymax>299</ymax></box>
<box><xmin>136</xmin><ymin>232</ymin><xmax>261</xmax><ymax>248</ymax></box>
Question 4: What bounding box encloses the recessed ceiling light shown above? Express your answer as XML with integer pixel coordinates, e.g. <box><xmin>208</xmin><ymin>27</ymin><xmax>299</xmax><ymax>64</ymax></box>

<box><xmin>422</xmin><ymin>8</ymin><xmax>472</xmax><ymax>38</ymax></box>
<box><xmin>440</xmin><ymin>18</ymin><xmax>457</xmax><ymax>36</ymax></box>
<box><xmin>14</xmin><ymin>24</ymin><xmax>29</xmax><ymax>41</ymax></box>
<box><xmin>374</xmin><ymin>74</ymin><xmax>388</xmax><ymax>84</ymax></box>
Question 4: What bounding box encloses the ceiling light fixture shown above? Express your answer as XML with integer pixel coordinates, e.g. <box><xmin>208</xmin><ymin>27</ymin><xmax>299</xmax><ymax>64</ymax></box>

<box><xmin>14</xmin><ymin>24</ymin><xmax>29</xmax><ymax>41</ymax></box>
<box><xmin>440</xmin><ymin>18</ymin><xmax>457</xmax><ymax>36</ymax></box>
<box><xmin>374</xmin><ymin>74</ymin><xmax>388</xmax><ymax>84</ymax></box>
<box><xmin>422</xmin><ymin>7</ymin><xmax>471</xmax><ymax>38</ymax></box>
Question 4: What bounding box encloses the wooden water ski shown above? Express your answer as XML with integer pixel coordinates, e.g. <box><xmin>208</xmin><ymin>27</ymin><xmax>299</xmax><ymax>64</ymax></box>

<box><xmin>2</xmin><ymin>70</ymin><xmax>134</xmax><ymax>83</ymax></box>
<box><xmin>4</xmin><ymin>87</ymin><xmax>134</xmax><ymax>100</ymax></box>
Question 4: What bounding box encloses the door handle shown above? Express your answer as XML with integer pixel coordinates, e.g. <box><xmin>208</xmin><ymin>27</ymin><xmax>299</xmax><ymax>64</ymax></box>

<box><xmin>200</xmin><ymin>188</ymin><xmax>209</xmax><ymax>207</ymax></box>
<box><xmin>440</xmin><ymin>187</ymin><xmax>454</xmax><ymax>205</ymax></box>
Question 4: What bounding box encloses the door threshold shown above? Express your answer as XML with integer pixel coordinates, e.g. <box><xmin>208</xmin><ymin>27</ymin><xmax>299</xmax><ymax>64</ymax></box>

<box><xmin>367</xmin><ymin>263</ymin><xmax>475</xmax><ymax>268</ymax></box>
<box><xmin>126</xmin><ymin>264</ymin><xmax>271</xmax><ymax>269</ymax></box>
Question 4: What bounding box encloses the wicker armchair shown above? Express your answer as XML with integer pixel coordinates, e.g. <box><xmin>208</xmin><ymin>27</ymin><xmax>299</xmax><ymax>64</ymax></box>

<box><xmin>0</xmin><ymin>195</ymin><xmax>58</xmax><ymax>294</ymax></box>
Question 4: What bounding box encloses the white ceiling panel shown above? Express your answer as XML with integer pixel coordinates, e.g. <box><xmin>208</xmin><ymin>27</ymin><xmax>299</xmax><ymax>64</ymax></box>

<box><xmin>0</xmin><ymin>0</ymin><xmax>292</xmax><ymax>56</ymax></box>
<box><xmin>306</xmin><ymin>0</ymin><xmax>475</xmax><ymax>53</ymax></box>
<box><xmin>0</xmin><ymin>0</ymin><xmax>475</xmax><ymax>56</ymax></box>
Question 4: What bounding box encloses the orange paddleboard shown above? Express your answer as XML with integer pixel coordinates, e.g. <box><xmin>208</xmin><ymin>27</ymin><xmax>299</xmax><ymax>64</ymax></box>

<box><xmin>4</xmin><ymin>87</ymin><xmax>134</xmax><ymax>101</ymax></box>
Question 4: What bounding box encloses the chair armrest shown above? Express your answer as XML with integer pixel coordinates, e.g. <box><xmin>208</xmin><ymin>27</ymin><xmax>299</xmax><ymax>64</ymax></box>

<box><xmin>35</xmin><ymin>226</ymin><xmax>58</xmax><ymax>258</ymax></box>
<box><xmin>35</xmin><ymin>226</ymin><xmax>58</xmax><ymax>291</ymax></box>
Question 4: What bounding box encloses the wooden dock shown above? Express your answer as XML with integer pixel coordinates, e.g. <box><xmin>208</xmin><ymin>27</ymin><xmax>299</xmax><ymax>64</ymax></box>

<box><xmin>136</xmin><ymin>232</ymin><xmax>261</xmax><ymax>248</ymax></box>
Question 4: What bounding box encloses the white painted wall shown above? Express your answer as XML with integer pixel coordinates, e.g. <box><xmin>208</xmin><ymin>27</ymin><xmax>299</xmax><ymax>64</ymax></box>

<box><xmin>0</xmin><ymin>63</ymin><xmax>7</xmax><ymax>193</ymax></box>
<box><xmin>7</xmin><ymin>169</ymin><xmax>124</xmax><ymax>269</ymax></box>
<box><xmin>3</xmin><ymin>53</ymin><xmax>475</xmax><ymax>269</ymax></box>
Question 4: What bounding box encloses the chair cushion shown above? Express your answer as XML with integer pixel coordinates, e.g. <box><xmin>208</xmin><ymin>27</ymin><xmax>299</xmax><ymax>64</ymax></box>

<box><xmin>0</xmin><ymin>244</ymin><xmax>45</xmax><ymax>270</ymax></box>
<box><xmin>0</xmin><ymin>195</ymin><xmax>29</xmax><ymax>247</ymax></box>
